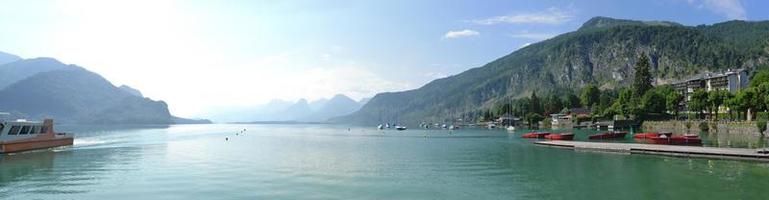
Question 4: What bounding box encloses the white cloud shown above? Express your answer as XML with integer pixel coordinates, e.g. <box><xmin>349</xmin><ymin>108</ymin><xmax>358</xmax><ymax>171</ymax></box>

<box><xmin>520</xmin><ymin>43</ymin><xmax>532</xmax><ymax>48</ymax></box>
<box><xmin>473</xmin><ymin>7</ymin><xmax>575</xmax><ymax>25</ymax></box>
<box><xmin>423</xmin><ymin>72</ymin><xmax>449</xmax><ymax>79</ymax></box>
<box><xmin>687</xmin><ymin>0</ymin><xmax>746</xmax><ymax>20</ymax></box>
<box><xmin>443</xmin><ymin>29</ymin><xmax>479</xmax><ymax>39</ymax></box>
<box><xmin>508</xmin><ymin>31</ymin><xmax>557</xmax><ymax>40</ymax></box>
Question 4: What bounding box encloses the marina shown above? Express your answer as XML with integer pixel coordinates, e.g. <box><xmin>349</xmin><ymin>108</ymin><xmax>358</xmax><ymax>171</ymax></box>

<box><xmin>535</xmin><ymin>140</ymin><xmax>769</xmax><ymax>161</ymax></box>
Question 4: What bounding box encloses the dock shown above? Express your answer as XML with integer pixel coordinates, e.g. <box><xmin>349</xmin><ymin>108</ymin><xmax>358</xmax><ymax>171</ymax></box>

<box><xmin>535</xmin><ymin>140</ymin><xmax>769</xmax><ymax>162</ymax></box>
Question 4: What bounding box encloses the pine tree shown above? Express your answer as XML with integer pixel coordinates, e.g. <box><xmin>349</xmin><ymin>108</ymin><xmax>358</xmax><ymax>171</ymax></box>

<box><xmin>633</xmin><ymin>53</ymin><xmax>653</xmax><ymax>97</ymax></box>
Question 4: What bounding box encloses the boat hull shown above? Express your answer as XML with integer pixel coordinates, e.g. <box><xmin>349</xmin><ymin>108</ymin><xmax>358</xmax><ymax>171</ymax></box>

<box><xmin>647</xmin><ymin>136</ymin><xmax>702</xmax><ymax>145</ymax></box>
<box><xmin>0</xmin><ymin>136</ymin><xmax>73</xmax><ymax>154</ymax></box>
<box><xmin>545</xmin><ymin>133</ymin><xmax>574</xmax><ymax>140</ymax></box>
<box><xmin>633</xmin><ymin>132</ymin><xmax>672</xmax><ymax>139</ymax></box>
<box><xmin>522</xmin><ymin>132</ymin><xmax>551</xmax><ymax>138</ymax></box>
<box><xmin>589</xmin><ymin>131</ymin><xmax>627</xmax><ymax>140</ymax></box>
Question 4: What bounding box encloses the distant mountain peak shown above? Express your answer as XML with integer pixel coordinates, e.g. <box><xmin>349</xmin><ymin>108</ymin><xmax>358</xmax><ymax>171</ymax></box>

<box><xmin>579</xmin><ymin>16</ymin><xmax>682</xmax><ymax>31</ymax></box>
<box><xmin>119</xmin><ymin>85</ymin><xmax>143</xmax><ymax>97</ymax></box>
<box><xmin>0</xmin><ymin>51</ymin><xmax>22</xmax><ymax>65</ymax></box>
<box><xmin>330</xmin><ymin>94</ymin><xmax>354</xmax><ymax>101</ymax></box>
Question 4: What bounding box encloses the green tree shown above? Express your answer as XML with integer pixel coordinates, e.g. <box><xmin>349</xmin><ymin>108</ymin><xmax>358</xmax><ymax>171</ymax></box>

<box><xmin>543</xmin><ymin>94</ymin><xmax>563</xmax><ymax>115</ymax></box>
<box><xmin>562</xmin><ymin>93</ymin><xmax>581</xmax><ymax>109</ymax></box>
<box><xmin>728</xmin><ymin>89</ymin><xmax>753</xmax><ymax>120</ymax></box>
<box><xmin>664</xmin><ymin>89</ymin><xmax>683</xmax><ymax>117</ymax></box>
<box><xmin>758</xmin><ymin>120</ymin><xmax>767</xmax><ymax>135</ymax></box>
<box><xmin>641</xmin><ymin>89</ymin><xmax>666</xmax><ymax>114</ymax></box>
<box><xmin>689</xmin><ymin>89</ymin><xmax>709</xmax><ymax>119</ymax></box>
<box><xmin>613</xmin><ymin>87</ymin><xmax>641</xmax><ymax>119</ymax></box>
<box><xmin>525</xmin><ymin>113</ymin><xmax>544</xmax><ymax>129</ymax></box>
<box><xmin>633</xmin><ymin>53</ymin><xmax>654</xmax><ymax>97</ymax></box>
<box><xmin>708</xmin><ymin>89</ymin><xmax>729</xmax><ymax>120</ymax></box>
<box><xmin>580</xmin><ymin>84</ymin><xmax>601</xmax><ymax>107</ymax></box>
<box><xmin>529</xmin><ymin>91</ymin><xmax>543</xmax><ymax>114</ymax></box>
<box><xmin>750</xmin><ymin>70</ymin><xmax>769</xmax><ymax>87</ymax></box>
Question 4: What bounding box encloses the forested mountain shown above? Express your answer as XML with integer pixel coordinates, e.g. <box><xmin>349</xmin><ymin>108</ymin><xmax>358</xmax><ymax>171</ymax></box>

<box><xmin>336</xmin><ymin>17</ymin><xmax>769</xmax><ymax>125</ymax></box>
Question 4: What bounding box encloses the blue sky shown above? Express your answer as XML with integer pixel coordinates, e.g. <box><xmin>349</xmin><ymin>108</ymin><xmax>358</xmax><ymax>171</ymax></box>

<box><xmin>0</xmin><ymin>0</ymin><xmax>767</xmax><ymax>117</ymax></box>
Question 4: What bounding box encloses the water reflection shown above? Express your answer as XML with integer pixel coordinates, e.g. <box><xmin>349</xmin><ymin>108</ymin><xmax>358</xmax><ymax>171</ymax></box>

<box><xmin>0</xmin><ymin>124</ymin><xmax>173</xmax><ymax>198</ymax></box>
<box><xmin>701</xmin><ymin>131</ymin><xmax>766</xmax><ymax>148</ymax></box>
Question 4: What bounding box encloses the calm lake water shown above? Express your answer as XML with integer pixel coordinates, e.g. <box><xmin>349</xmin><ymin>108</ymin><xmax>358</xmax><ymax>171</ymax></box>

<box><xmin>2</xmin><ymin>124</ymin><xmax>769</xmax><ymax>199</ymax></box>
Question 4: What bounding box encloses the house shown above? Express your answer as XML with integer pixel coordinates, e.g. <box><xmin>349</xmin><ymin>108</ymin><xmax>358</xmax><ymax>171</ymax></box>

<box><xmin>550</xmin><ymin>113</ymin><xmax>572</xmax><ymax>128</ymax></box>
<box><xmin>496</xmin><ymin>113</ymin><xmax>520</xmax><ymax>126</ymax></box>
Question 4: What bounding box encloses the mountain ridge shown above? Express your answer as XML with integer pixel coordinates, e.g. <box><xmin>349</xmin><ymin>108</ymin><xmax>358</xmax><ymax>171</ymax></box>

<box><xmin>335</xmin><ymin>17</ymin><xmax>769</xmax><ymax>126</ymax></box>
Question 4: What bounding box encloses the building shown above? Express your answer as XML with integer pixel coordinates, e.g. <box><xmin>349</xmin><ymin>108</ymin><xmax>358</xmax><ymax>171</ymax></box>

<box><xmin>550</xmin><ymin>114</ymin><xmax>572</xmax><ymax>129</ymax></box>
<box><xmin>672</xmin><ymin>69</ymin><xmax>748</xmax><ymax>101</ymax></box>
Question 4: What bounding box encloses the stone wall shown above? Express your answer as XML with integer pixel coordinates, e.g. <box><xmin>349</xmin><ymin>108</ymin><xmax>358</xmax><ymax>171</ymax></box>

<box><xmin>642</xmin><ymin>120</ymin><xmax>763</xmax><ymax>136</ymax></box>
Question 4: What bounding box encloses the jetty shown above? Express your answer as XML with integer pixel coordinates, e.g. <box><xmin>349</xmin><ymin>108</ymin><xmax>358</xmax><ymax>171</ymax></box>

<box><xmin>535</xmin><ymin>140</ymin><xmax>769</xmax><ymax>162</ymax></box>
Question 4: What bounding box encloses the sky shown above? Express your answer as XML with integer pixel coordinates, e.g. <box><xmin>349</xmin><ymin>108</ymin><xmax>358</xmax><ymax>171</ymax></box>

<box><xmin>0</xmin><ymin>0</ymin><xmax>768</xmax><ymax>118</ymax></box>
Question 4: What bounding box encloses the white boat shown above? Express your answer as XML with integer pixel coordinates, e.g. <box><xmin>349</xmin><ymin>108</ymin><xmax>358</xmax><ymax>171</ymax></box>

<box><xmin>506</xmin><ymin>126</ymin><xmax>516</xmax><ymax>131</ymax></box>
<box><xmin>448</xmin><ymin>125</ymin><xmax>458</xmax><ymax>130</ymax></box>
<box><xmin>487</xmin><ymin>123</ymin><xmax>496</xmax><ymax>129</ymax></box>
<box><xmin>395</xmin><ymin>126</ymin><xmax>407</xmax><ymax>131</ymax></box>
<box><xmin>377</xmin><ymin>124</ymin><xmax>384</xmax><ymax>129</ymax></box>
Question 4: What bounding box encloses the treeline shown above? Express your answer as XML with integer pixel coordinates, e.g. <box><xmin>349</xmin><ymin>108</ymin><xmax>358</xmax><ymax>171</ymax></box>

<box><xmin>474</xmin><ymin>53</ymin><xmax>769</xmax><ymax>125</ymax></box>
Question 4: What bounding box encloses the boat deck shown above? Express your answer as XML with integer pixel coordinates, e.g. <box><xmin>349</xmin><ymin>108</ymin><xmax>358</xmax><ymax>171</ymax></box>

<box><xmin>534</xmin><ymin>140</ymin><xmax>769</xmax><ymax>162</ymax></box>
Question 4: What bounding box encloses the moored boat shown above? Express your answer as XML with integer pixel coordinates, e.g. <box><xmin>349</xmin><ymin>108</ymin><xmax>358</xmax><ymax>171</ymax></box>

<box><xmin>633</xmin><ymin>132</ymin><xmax>672</xmax><ymax>139</ymax></box>
<box><xmin>395</xmin><ymin>126</ymin><xmax>407</xmax><ymax>131</ymax></box>
<box><xmin>588</xmin><ymin>131</ymin><xmax>628</xmax><ymax>140</ymax></box>
<box><xmin>522</xmin><ymin>132</ymin><xmax>551</xmax><ymax>138</ymax></box>
<box><xmin>544</xmin><ymin>133</ymin><xmax>574</xmax><ymax>140</ymax></box>
<box><xmin>0</xmin><ymin>118</ymin><xmax>73</xmax><ymax>154</ymax></box>
<box><xmin>647</xmin><ymin>135</ymin><xmax>702</xmax><ymax>145</ymax></box>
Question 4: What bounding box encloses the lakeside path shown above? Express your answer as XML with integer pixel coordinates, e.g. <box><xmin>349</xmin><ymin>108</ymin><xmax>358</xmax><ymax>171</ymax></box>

<box><xmin>535</xmin><ymin>140</ymin><xmax>769</xmax><ymax>162</ymax></box>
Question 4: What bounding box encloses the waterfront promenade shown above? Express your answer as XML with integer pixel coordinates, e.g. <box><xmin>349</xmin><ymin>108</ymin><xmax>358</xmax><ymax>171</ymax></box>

<box><xmin>535</xmin><ymin>140</ymin><xmax>769</xmax><ymax>161</ymax></box>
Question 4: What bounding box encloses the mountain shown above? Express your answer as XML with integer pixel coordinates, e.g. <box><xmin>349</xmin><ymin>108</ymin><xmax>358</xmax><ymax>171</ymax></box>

<box><xmin>172</xmin><ymin>116</ymin><xmax>213</xmax><ymax>124</ymax></box>
<box><xmin>358</xmin><ymin>97</ymin><xmax>371</xmax><ymax>106</ymax></box>
<box><xmin>302</xmin><ymin>94</ymin><xmax>361</xmax><ymax>122</ymax></box>
<box><xmin>0</xmin><ymin>51</ymin><xmax>21</xmax><ymax>65</ymax></box>
<box><xmin>275</xmin><ymin>99</ymin><xmax>312</xmax><ymax>121</ymax></box>
<box><xmin>0</xmin><ymin>57</ymin><xmax>73</xmax><ymax>89</ymax></box>
<box><xmin>0</xmin><ymin>66</ymin><xmax>172</xmax><ymax>124</ymax></box>
<box><xmin>308</xmin><ymin>98</ymin><xmax>329</xmax><ymax>111</ymax></box>
<box><xmin>119</xmin><ymin>85</ymin><xmax>143</xmax><ymax>97</ymax></box>
<box><xmin>0</xmin><ymin>56</ymin><xmax>209</xmax><ymax>124</ymax></box>
<box><xmin>336</xmin><ymin>17</ymin><xmax>769</xmax><ymax>125</ymax></box>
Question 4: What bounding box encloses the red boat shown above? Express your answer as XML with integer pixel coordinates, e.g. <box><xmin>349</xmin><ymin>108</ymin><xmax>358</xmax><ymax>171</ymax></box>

<box><xmin>647</xmin><ymin>135</ymin><xmax>702</xmax><ymax>145</ymax></box>
<box><xmin>522</xmin><ymin>132</ymin><xmax>551</xmax><ymax>138</ymax></box>
<box><xmin>588</xmin><ymin>131</ymin><xmax>628</xmax><ymax>140</ymax></box>
<box><xmin>545</xmin><ymin>133</ymin><xmax>574</xmax><ymax>140</ymax></box>
<box><xmin>633</xmin><ymin>132</ymin><xmax>672</xmax><ymax>139</ymax></box>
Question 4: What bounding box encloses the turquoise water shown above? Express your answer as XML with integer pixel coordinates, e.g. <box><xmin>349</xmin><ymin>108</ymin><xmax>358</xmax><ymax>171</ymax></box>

<box><xmin>1</xmin><ymin>124</ymin><xmax>769</xmax><ymax>199</ymax></box>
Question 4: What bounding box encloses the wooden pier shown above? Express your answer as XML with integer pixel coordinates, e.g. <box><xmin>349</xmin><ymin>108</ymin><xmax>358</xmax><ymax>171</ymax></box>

<box><xmin>534</xmin><ymin>140</ymin><xmax>769</xmax><ymax>161</ymax></box>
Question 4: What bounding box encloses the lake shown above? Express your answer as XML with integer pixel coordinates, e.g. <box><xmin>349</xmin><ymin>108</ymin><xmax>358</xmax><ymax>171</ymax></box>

<box><xmin>1</xmin><ymin>124</ymin><xmax>769</xmax><ymax>199</ymax></box>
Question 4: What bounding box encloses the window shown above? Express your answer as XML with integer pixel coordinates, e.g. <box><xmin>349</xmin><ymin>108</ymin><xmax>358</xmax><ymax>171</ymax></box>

<box><xmin>20</xmin><ymin>126</ymin><xmax>30</xmax><ymax>135</ymax></box>
<box><xmin>9</xmin><ymin>126</ymin><xmax>20</xmax><ymax>135</ymax></box>
<box><xmin>0</xmin><ymin>124</ymin><xmax>4</xmax><ymax>134</ymax></box>
<box><xmin>41</xmin><ymin>126</ymin><xmax>49</xmax><ymax>134</ymax></box>
<box><xmin>29</xmin><ymin>126</ymin><xmax>38</xmax><ymax>134</ymax></box>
